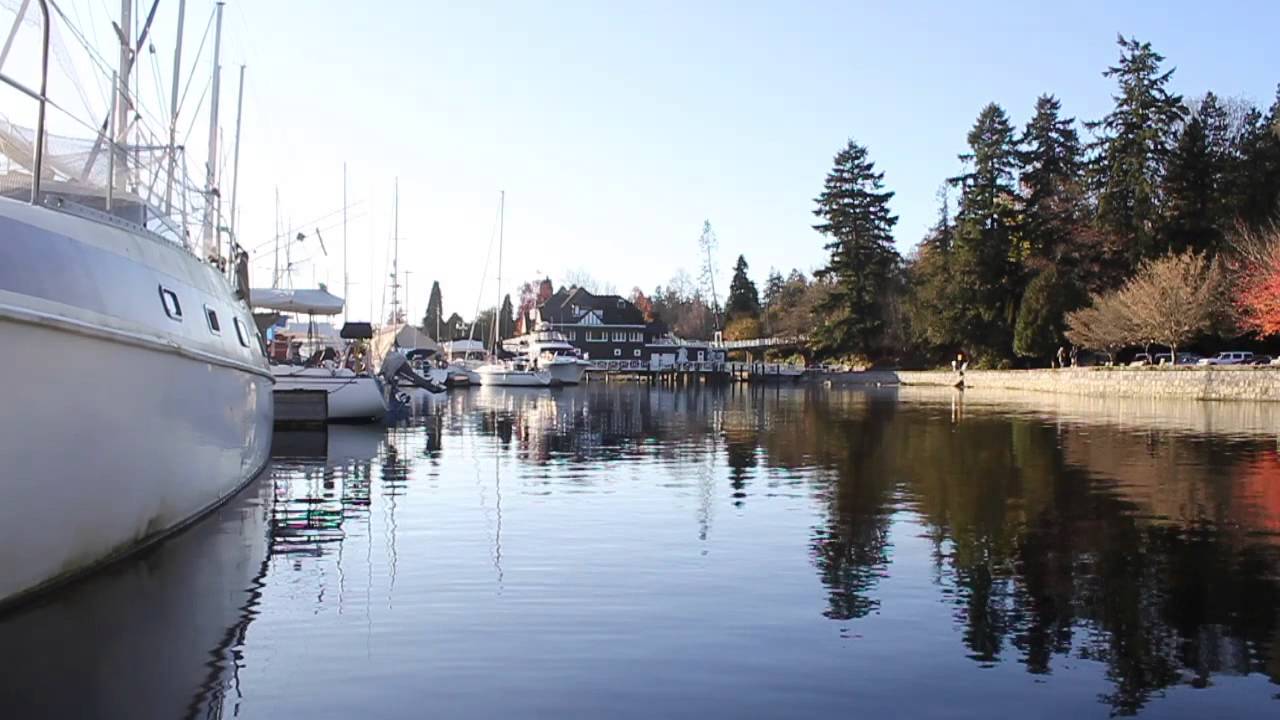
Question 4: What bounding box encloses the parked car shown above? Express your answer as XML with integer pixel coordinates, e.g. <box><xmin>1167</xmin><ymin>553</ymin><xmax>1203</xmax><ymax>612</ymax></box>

<box><xmin>1246</xmin><ymin>355</ymin><xmax>1273</xmax><ymax>365</ymax></box>
<box><xmin>1198</xmin><ymin>351</ymin><xmax>1255</xmax><ymax>366</ymax></box>
<box><xmin>1129</xmin><ymin>353</ymin><xmax>1153</xmax><ymax>367</ymax></box>
<box><xmin>1153</xmin><ymin>352</ymin><xmax>1201</xmax><ymax>366</ymax></box>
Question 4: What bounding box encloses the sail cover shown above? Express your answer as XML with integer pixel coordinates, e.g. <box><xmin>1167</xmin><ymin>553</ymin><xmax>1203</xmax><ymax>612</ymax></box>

<box><xmin>249</xmin><ymin>287</ymin><xmax>345</xmax><ymax>315</ymax></box>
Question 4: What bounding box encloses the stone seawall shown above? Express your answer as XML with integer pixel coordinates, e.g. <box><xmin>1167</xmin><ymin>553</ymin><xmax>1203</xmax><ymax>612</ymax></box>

<box><xmin>821</xmin><ymin>367</ymin><xmax>1280</xmax><ymax>402</ymax></box>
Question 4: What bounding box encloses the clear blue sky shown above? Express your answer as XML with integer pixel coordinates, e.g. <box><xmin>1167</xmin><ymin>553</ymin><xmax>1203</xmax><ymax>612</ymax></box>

<box><xmin>18</xmin><ymin>1</ymin><xmax>1279</xmax><ymax>322</ymax></box>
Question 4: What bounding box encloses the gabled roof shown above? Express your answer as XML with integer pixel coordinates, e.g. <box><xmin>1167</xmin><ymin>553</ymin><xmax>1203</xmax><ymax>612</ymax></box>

<box><xmin>539</xmin><ymin>286</ymin><xmax>645</xmax><ymax>325</ymax></box>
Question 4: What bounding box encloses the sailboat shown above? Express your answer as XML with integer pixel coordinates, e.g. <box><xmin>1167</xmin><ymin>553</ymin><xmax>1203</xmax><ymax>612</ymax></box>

<box><xmin>0</xmin><ymin>2</ymin><xmax>272</xmax><ymax>607</ymax></box>
<box><xmin>477</xmin><ymin>191</ymin><xmax>553</xmax><ymax>387</ymax></box>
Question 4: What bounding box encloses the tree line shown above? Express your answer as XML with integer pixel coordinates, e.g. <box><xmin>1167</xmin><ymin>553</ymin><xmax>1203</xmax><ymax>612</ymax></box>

<box><xmin>795</xmin><ymin>35</ymin><xmax>1280</xmax><ymax>366</ymax></box>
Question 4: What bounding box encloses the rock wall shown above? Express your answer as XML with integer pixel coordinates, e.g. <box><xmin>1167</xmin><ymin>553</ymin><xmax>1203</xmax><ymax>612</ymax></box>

<box><xmin>822</xmin><ymin>367</ymin><xmax>1280</xmax><ymax>402</ymax></box>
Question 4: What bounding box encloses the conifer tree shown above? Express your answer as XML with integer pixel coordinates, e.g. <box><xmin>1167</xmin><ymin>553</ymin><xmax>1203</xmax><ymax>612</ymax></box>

<box><xmin>948</xmin><ymin>103</ymin><xmax>1023</xmax><ymax>361</ymax></box>
<box><xmin>1020</xmin><ymin>95</ymin><xmax>1086</xmax><ymax>263</ymax></box>
<box><xmin>725</xmin><ymin>255</ymin><xmax>760</xmax><ymax>320</ymax></box>
<box><xmin>1089</xmin><ymin>35</ymin><xmax>1184</xmax><ymax>265</ymax></box>
<box><xmin>1230</xmin><ymin>86</ymin><xmax>1280</xmax><ymax>228</ymax></box>
<box><xmin>499</xmin><ymin>294</ymin><xmax>515</xmax><ymax>339</ymax></box>
<box><xmin>811</xmin><ymin>139</ymin><xmax>901</xmax><ymax>355</ymax></box>
<box><xmin>1162</xmin><ymin>93</ymin><xmax>1232</xmax><ymax>254</ymax></box>
<box><xmin>421</xmin><ymin>280</ymin><xmax>444</xmax><ymax>338</ymax></box>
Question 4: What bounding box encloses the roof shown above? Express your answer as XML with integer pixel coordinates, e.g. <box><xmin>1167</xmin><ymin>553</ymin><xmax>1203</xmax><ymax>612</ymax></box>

<box><xmin>538</xmin><ymin>286</ymin><xmax>645</xmax><ymax>325</ymax></box>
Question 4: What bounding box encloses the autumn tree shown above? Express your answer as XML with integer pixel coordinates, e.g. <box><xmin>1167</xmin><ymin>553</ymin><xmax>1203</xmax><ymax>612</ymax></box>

<box><xmin>1118</xmin><ymin>250</ymin><xmax>1224</xmax><ymax>360</ymax></box>
<box><xmin>812</xmin><ymin>139</ymin><xmax>901</xmax><ymax>356</ymax></box>
<box><xmin>1234</xmin><ymin>225</ymin><xmax>1280</xmax><ymax>336</ymax></box>
<box><xmin>1065</xmin><ymin>294</ymin><xmax>1133</xmax><ymax>364</ymax></box>
<box><xmin>630</xmin><ymin>287</ymin><xmax>655</xmax><ymax>322</ymax></box>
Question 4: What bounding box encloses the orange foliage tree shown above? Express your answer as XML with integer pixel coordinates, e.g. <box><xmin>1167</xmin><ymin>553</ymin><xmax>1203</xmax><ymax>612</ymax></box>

<box><xmin>1235</xmin><ymin>227</ymin><xmax>1280</xmax><ymax>336</ymax></box>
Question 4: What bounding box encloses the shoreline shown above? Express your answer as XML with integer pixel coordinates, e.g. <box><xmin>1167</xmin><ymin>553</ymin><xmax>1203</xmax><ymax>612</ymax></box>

<box><xmin>820</xmin><ymin>366</ymin><xmax>1280</xmax><ymax>402</ymax></box>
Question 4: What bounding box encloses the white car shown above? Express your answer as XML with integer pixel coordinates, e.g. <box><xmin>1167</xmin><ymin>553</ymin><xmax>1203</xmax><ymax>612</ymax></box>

<box><xmin>1198</xmin><ymin>351</ymin><xmax>1255</xmax><ymax>366</ymax></box>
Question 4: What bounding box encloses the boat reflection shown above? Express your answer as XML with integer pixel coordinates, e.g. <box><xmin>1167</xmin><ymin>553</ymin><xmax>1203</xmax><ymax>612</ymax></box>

<box><xmin>0</xmin><ymin>476</ymin><xmax>271</xmax><ymax>719</ymax></box>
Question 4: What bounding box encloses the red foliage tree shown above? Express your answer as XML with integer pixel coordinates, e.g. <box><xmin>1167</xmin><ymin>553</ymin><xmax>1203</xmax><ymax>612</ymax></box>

<box><xmin>630</xmin><ymin>287</ymin><xmax>655</xmax><ymax>322</ymax></box>
<box><xmin>1235</xmin><ymin>228</ymin><xmax>1280</xmax><ymax>337</ymax></box>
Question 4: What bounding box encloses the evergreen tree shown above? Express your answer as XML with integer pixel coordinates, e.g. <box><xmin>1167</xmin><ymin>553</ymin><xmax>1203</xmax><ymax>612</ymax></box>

<box><xmin>763</xmin><ymin>269</ymin><xmax>785</xmax><ymax>308</ymax></box>
<box><xmin>499</xmin><ymin>294</ymin><xmax>515</xmax><ymax>339</ymax></box>
<box><xmin>725</xmin><ymin>255</ymin><xmax>760</xmax><ymax>319</ymax></box>
<box><xmin>421</xmin><ymin>280</ymin><xmax>444</xmax><ymax>338</ymax></box>
<box><xmin>1230</xmin><ymin>86</ymin><xmax>1280</xmax><ymax>228</ymax></box>
<box><xmin>1013</xmin><ymin>267</ymin><xmax>1083</xmax><ymax>362</ymax></box>
<box><xmin>1020</xmin><ymin>95</ymin><xmax>1086</xmax><ymax>264</ymax></box>
<box><xmin>1088</xmin><ymin>35</ymin><xmax>1184</xmax><ymax>265</ymax></box>
<box><xmin>1162</xmin><ymin>93</ymin><xmax>1232</xmax><ymax>254</ymax></box>
<box><xmin>947</xmin><ymin>103</ymin><xmax>1023</xmax><ymax>361</ymax></box>
<box><xmin>811</xmin><ymin>139</ymin><xmax>901</xmax><ymax>355</ymax></box>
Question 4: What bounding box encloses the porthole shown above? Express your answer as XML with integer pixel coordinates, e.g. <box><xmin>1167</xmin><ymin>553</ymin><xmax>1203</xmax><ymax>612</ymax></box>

<box><xmin>204</xmin><ymin>305</ymin><xmax>221</xmax><ymax>334</ymax></box>
<box><xmin>159</xmin><ymin>286</ymin><xmax>183</xmax><ymax>320</ymax></box>
<box><xmin>233</xmin><ymin>317</ymin><xmax>250</xmax><ymax>348</ymax></box>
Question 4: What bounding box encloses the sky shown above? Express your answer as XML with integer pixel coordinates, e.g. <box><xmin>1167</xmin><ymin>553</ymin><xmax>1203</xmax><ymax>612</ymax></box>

<box><xmin>4</xmin><ymin>1</ymin><xmax>1279</xmax><ymax>324</ymax></box>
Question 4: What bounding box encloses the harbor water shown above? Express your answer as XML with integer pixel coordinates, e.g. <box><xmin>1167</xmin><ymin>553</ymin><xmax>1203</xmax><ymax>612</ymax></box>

<box><xmin>3</xmin><ymin>384</ymin><xmax>1280</xmax><ymax>718</ymax></box>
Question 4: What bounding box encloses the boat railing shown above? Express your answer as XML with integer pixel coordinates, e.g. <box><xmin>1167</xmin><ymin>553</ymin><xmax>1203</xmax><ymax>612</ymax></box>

<box><xmin>0</xmin><ymin>0</ymin><xmax>50</xmax><ymax>205</ymax></box>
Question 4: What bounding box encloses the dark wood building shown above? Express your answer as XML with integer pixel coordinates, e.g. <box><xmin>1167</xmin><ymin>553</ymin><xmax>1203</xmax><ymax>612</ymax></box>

<box><xmin>524</xmin><ymin>287</ymin><xmax>661</xmax><ymax>362</ymax></box>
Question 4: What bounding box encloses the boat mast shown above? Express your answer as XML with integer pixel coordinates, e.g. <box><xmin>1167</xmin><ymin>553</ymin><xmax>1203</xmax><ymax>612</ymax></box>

<box><xmin>493</xmin><ymin>190</ymin><xmax>504</xmax><ymax>355</ymax></box>
<box><xmin>201</xmin><ymin>1</ymin><xmax>225</xmax><ymax>261</ymax></box>
<box><xmin>229</xmin><ymin>64</ymin><xmax>245</xmax><ymax>244</ymax></box>
<box><xmin>342</xmin><ymin>162</ymin><xmax>348</xmax><ymax>323</ymax></box>
<box><xmin>390</xmin><ymin>177</ymin><xmax>401</xmax><ymax>324</ymax></box>
<box><xmin>163</xmin><ymin>0</ymin><xmax>185</xmax><ymax>214</ymax></box>
<box><xmin>273</xmin><ymin>186</ymin><xmax>280</xmax><ymax>287</ymax></box>
<box><xmin>115</xmin><ymin>0</ymin><xmax>132</xmax><ymax>193</ymax></box>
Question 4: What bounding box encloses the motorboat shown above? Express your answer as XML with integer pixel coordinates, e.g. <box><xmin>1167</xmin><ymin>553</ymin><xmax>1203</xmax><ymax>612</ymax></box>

<box><xmin>0</xmin><ymin>3</ymin><xmax>272</xmax><ymax>607</ymax></box>
<box><xmin>506</xmin><ymin>325</ymin><xmax>591</xmax><ymax>385</ymax></box>
<box><xmin>476</xmin><ymin>358</ymin><xmax>554</xmax><ymax>387</ymax></box>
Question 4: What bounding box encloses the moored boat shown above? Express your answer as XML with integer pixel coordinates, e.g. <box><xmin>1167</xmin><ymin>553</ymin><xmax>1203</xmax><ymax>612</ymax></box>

<box><xmin>0</xmin><ymin>2</ymin><xmax>272</xmax><ymax>607</ymax></box>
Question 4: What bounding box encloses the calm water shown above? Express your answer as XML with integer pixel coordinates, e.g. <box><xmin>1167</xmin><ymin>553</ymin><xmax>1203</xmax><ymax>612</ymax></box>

<box><xmin>4</xmin><ymin>385</ymin><xmax>1280</xmax><ymax>718</ymax></box>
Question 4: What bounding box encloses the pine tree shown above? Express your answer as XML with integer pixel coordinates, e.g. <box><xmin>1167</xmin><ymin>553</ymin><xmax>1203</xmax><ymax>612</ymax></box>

<box><xmin>1013</xmin><ymin>267</ymin><xmax>1083</xmax><ymax>361</ymax></box>
<box><xmin>1162</xmin><ymin>93</ymin><xmax>1232</xmax><ymax>254</ymax></box>
<box><xmin>812</xmin><ymin>139</ymin><xmax>901</xmax><ymax>355</ymax></box>
<box><xmin>1230</xmin><ymin>86</ymin><xmax>1280</xmax><ymax>228</ymax></box>
<box><xmin>1020</xmin><ymin>95</ymin><xmax>1086</xmax><ymax>264</ymax></box>
<box><xmin>1089</xmin><ymin>35</ymin><xmax>1184</xmax><ymax>266</ymax></box>
<box><xmin>947</xmin><ymin>103</ymin><xmax>1023</xmax><ymax>361</ymax></box>
<box><xmin>763</xmin><ymin>269</ymin><xmax>785</xmax><ymax>309</ymax></box>
<box><xmin>421</xmin><ymin>280</ymin><xmax>444</xmax><ymax>338</ymax></box>
<box><xmin>499</xmin><ymin>294</ymin><xmax>515</xmax><ymax>339</ymax></box>
<box><xmin>725</xmin><ymin>255</ymin><xmax>760</xmax><ymax>319</ymax></box>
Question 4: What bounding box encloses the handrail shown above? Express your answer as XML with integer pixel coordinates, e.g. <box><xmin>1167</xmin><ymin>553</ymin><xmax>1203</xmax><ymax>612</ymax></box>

<box><xmin>30</xmin><ymin>0</ymin><xmax>50</xmax><ymax>204</ymax></box>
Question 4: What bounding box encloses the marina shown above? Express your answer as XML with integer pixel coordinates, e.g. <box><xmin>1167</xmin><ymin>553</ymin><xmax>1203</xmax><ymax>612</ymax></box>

<box><xmin>4</xmin><ymin>385</ymin><xmax>1280</xmax><ymax>718</ymax></box>
<box><xmin>2</xmin><ymin>1</ymin><xmax>1279</xmax><ymax>719</ymax></box>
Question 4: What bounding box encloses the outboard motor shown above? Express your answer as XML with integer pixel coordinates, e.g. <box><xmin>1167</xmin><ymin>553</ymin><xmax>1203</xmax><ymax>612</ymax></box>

<box><xmin>381</xmin><ymin>349</ymin><xmax>446</xmax><ymax>394</ymax></box>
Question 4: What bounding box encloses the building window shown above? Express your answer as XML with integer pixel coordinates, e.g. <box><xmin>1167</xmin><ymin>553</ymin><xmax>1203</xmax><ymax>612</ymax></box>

<box><xmin>628</xmin><ymin>331</ymin><xmax>643</xmax><ymax>342</ymax></box>
<box><xmin>586</xmin><ymin>330</ymin><xmax>606</xmax><ymax>342</ymax></box>
<box><xmin>612</xmin><ymin>330</ymin><xmax>625</xmax><ymax>342</ymax></box>
<box><xmin>233</xmin><ymin>318</ymin><xmax>250</xmax><ymax>348</ymax></box>
<box><xmin>633</xmin><ymin>349</ymin><xmax>641</xmax><ymax>357</ymax></box>
<box><xmin>204</xmin><ymin>305</ymin><xmax>221</xmax><ymax>334</ymax></box>
<box><xmin>613</xmin><ymin>348</ymin><xmax>622</xmax><ymax>357</ymax></box>
<box><xmin>159</xmin><ymin>286</ymin><xmax>183</xmax><ymax>321</ymax></box>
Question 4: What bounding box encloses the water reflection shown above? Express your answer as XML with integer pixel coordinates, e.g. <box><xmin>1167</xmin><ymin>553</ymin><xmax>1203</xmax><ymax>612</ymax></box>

<box><xmin>2</xmin><ymin>385</ymin><xmax>1279</xmax><ymax>718</ymax></box>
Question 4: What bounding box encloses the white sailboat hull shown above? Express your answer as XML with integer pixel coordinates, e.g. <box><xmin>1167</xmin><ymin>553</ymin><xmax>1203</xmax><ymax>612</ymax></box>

<box><xmin>0</xmin><ymin>197</ymin><xmax>273</xmax><ymax>608</ymax></box>
<box><xmin>477</xmin><ymin>366</ymin><xmax>553</xmax><ymax>386</ymax></box>
<box><xmin>271</xmin><ymin>366</ymin><xmax>387</xmax><ymax>421</ymax></box>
